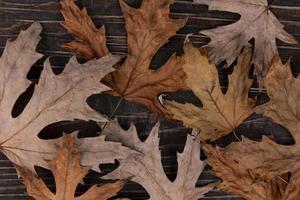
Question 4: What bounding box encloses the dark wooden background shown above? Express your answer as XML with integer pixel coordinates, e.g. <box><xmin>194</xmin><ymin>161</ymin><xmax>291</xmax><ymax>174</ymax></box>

<box><xmin>0</xmin><ymin>0</ymin><xmax>299</xmax><ymax>199</ymax></box>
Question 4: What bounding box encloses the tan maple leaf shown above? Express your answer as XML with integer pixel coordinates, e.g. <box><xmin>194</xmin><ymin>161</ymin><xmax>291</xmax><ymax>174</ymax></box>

<box><xmin>166</xmin><ymin>42</ymin><xmax>254</xmax><ymax>141</ymax></box>
<box><xmin>60</xmin><ymin>0</ymin><xmax>187</xmax><ymax>119</ymax></box>
<box><xmin>0</xmin><ymin>22</ymin><xmax>133</xmax><ymax>173</ymax></box>
<box><xmin>101</xmin><ymin>120</ymin><xmax>215</xmax><ymax>200</ymax></box>
<box><xmin>17</xmin><ymin>134</ymin><xmax>125</xmax><ymax>200</ymax></box>
<box><xmin>194</xmin><ymin>0</ymin><xmax>298</xmax><ymax>80</ymax></box>
<box><xmin>202</xmin><ymin>56</ymin><xmax>300</xmax><ymax>199</ymax></box>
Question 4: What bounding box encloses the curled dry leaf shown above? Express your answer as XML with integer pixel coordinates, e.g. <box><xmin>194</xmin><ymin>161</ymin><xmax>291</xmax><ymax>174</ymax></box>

<box><xmin>203</xmin><ymin>57</ymin><xmax>300</xmax><ymax>199</ymax></box>
<box><xmin>256</xmin><ymin>56</ymin><xmax>300</xmax><ymax>142</ymax></box>
<box><xmin>216</xmin><ymin>57</ymin><xmax>300</xmax><ymax>180</ymax></box>
<box><xmin>203</xmin><ymin>144</ymin><xmax>288</xmax><ymax>200</ymax></box>
<box><xmin>60</xmin><ymin>0</ymin><xmax>187</xmax><ymax>119</ymax></box>
<box><xmin>194</xmin><ymin>0</ymin><xmax>298</xmax><ymax>80</ymax></box>
<box><xmin>101</xmin><ymin>120</ymin><xmax>215</xmax><ymax>200</ymax></box>
<box><xmin>0</xmin><ymin>22</ymin><xmax>132</xmax><ymax>173</ymax></box>
<box><xmin>166</xmin><ymin>43</ymin><xmax>254</xmax><ymax>141</ymax></box>
<box><xmin>17</xmin><ymin>134</ymin><xmax>125</xmax><ymax>200</ymax></box>
<box><xmin>282</xmin><ymin>169</ymin><xmax>300</xmax><ymax>200</ymax></box>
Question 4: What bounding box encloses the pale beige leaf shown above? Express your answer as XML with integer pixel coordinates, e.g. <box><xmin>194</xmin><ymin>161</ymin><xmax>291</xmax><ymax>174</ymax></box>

<box><xmin>77</xmin><ymin>134</ymin><xmax>134</xmax><ymax>173</ymax></box>
<box><xmin>194</xmin><ymin>0</ymin><xmax>298</xmax><ymax>80</ymax></box>
<box><xmin>0</xmin><ymin>22</ymin><xmax>127</xmax><ymax>173</ymax></box>
<box><xmin>17</xmin><ymin>134</ymin><xmax>125</xmax><ymax>200</ymax></box>
<box><xmin>166</xmin><ymin>43</ymin><xmax>254</xmax><ymax>141</ymax></box>
<box><xmin>102</xmin><ymin>120</ymin><xmax>215</xmax><ymax>200</ymax></box>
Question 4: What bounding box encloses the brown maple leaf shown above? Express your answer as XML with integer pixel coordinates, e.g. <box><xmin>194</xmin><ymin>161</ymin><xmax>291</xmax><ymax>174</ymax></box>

<box><xmin>101</xmin><ymin>120</ymin><xmax>215</xmax><ymax>200</ymax></box>
<box><xmin>194</xmin><ymin>0</ymin><xmax>298</xmax><ymax>81</ymax></box>
<box><xmin>202</xmin><ymin>56</ymin><xmax>300</xmax><ymax>199</ymax></box>
<box><xmin>17</xmin><ymin>134</ymin><xmax>125</xmax><ymax>200</ymax></box>
<box><xmin>60</xmin><ymin>0</ymin><xmax>109</xmax><ymax>59</ymax></box>
<box><xmin>60</xmin><ymin>0</ymin><xmax>187</xmax><ymax>119</ymax></box>
<box><xmin>166</xmin><ymin>42</ymin><xmax>254</xmax><ymax>141</ymax></box>
<box><xmin>0</xmin><ymin>22</ymin><xmax>134</xmax><ymax>174</ymax></box>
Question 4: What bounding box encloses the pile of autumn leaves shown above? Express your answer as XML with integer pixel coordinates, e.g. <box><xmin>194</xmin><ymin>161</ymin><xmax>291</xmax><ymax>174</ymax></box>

<box><xmin>0</xmin><ymin>0</ymin><xmax>299</xmax><ymax>199</ymax></box>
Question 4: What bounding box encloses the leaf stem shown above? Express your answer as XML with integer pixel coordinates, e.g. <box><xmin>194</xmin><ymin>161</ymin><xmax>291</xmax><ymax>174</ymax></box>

<box><xmin>276</xmin><ymin>175</ymin><xmax>288</xmax><ymax>185</ymax></box>
<box><xmin>269</xmin><ymin>0</ymin><xmax>279</xmax><ymax>8</ymax></box>
<box><xmin>100</xmin><ymin>97</ymin><xmax>124</xmax><ymax>133</ymax></box>
<box><xmin>232</xmin><ymin>129</ymin><xmax>241</xmax><ymax>142</ymax></box>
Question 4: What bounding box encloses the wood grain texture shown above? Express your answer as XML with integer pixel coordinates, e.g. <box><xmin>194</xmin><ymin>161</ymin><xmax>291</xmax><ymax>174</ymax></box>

<box><xmin>0</xmin><ymin>0</ymin><xmax>299</xmax><ymax>199</ymax></box>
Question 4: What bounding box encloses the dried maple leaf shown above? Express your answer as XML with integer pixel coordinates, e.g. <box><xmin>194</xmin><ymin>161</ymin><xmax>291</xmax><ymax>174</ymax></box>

<box><xmin>60</xmin><ymin>0</ymin><xmax>187</xmax><ymax>119</ymax></box>
<box><xmin>202</xmin><ymin>56</ymin><xmax>300</xmax><ymax>199</ymax></box>
<box><xmin>194</xmin><ymin>0</ymin><xmax>298</xmax><ymax>80</ymax></box>
<box><xmin>166</xmin><ymin>43</ymin><xmax>254</xmax><ymax>141</ymax></box>
<box><xmin>0</xmin><ymin>22</ymin><xmax>132</xmax><ymax>173</ymax></box>
<box><xmin>60</xmin><ymin>0</ymin><xmax>109</xmax><ymax>59</ymax></box>
<box><xmin>102</xmin><ymin>120</ymin><xmax>215</xmax><ymax>200</ymax></box>
<box><xmin>17</xmin><ymin>134</ymin><xmax>125</xmax><ymax>200</ymax></box>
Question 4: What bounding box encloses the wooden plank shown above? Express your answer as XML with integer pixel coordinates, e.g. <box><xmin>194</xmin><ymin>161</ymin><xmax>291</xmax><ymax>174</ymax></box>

<box><xmin>0</xmin><ymin>0</ymin><xmax>299</xmax><ymax>199</ymax></box>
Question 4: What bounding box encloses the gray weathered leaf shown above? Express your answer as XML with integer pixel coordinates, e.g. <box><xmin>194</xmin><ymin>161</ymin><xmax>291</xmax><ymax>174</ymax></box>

<box><xmin>195</xmin><ymin>0</ymin><xmax>298</xmax><ymax>80</ymax></box>
<box><xmin>0</xmin><ymin>22</ymin><xmax>126</xmax><ymax>173</ymax></box>
<box><xmin>102</xmin><ymin>120</ymin><xmax>215</xmax><ymax>200</ymax></box>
